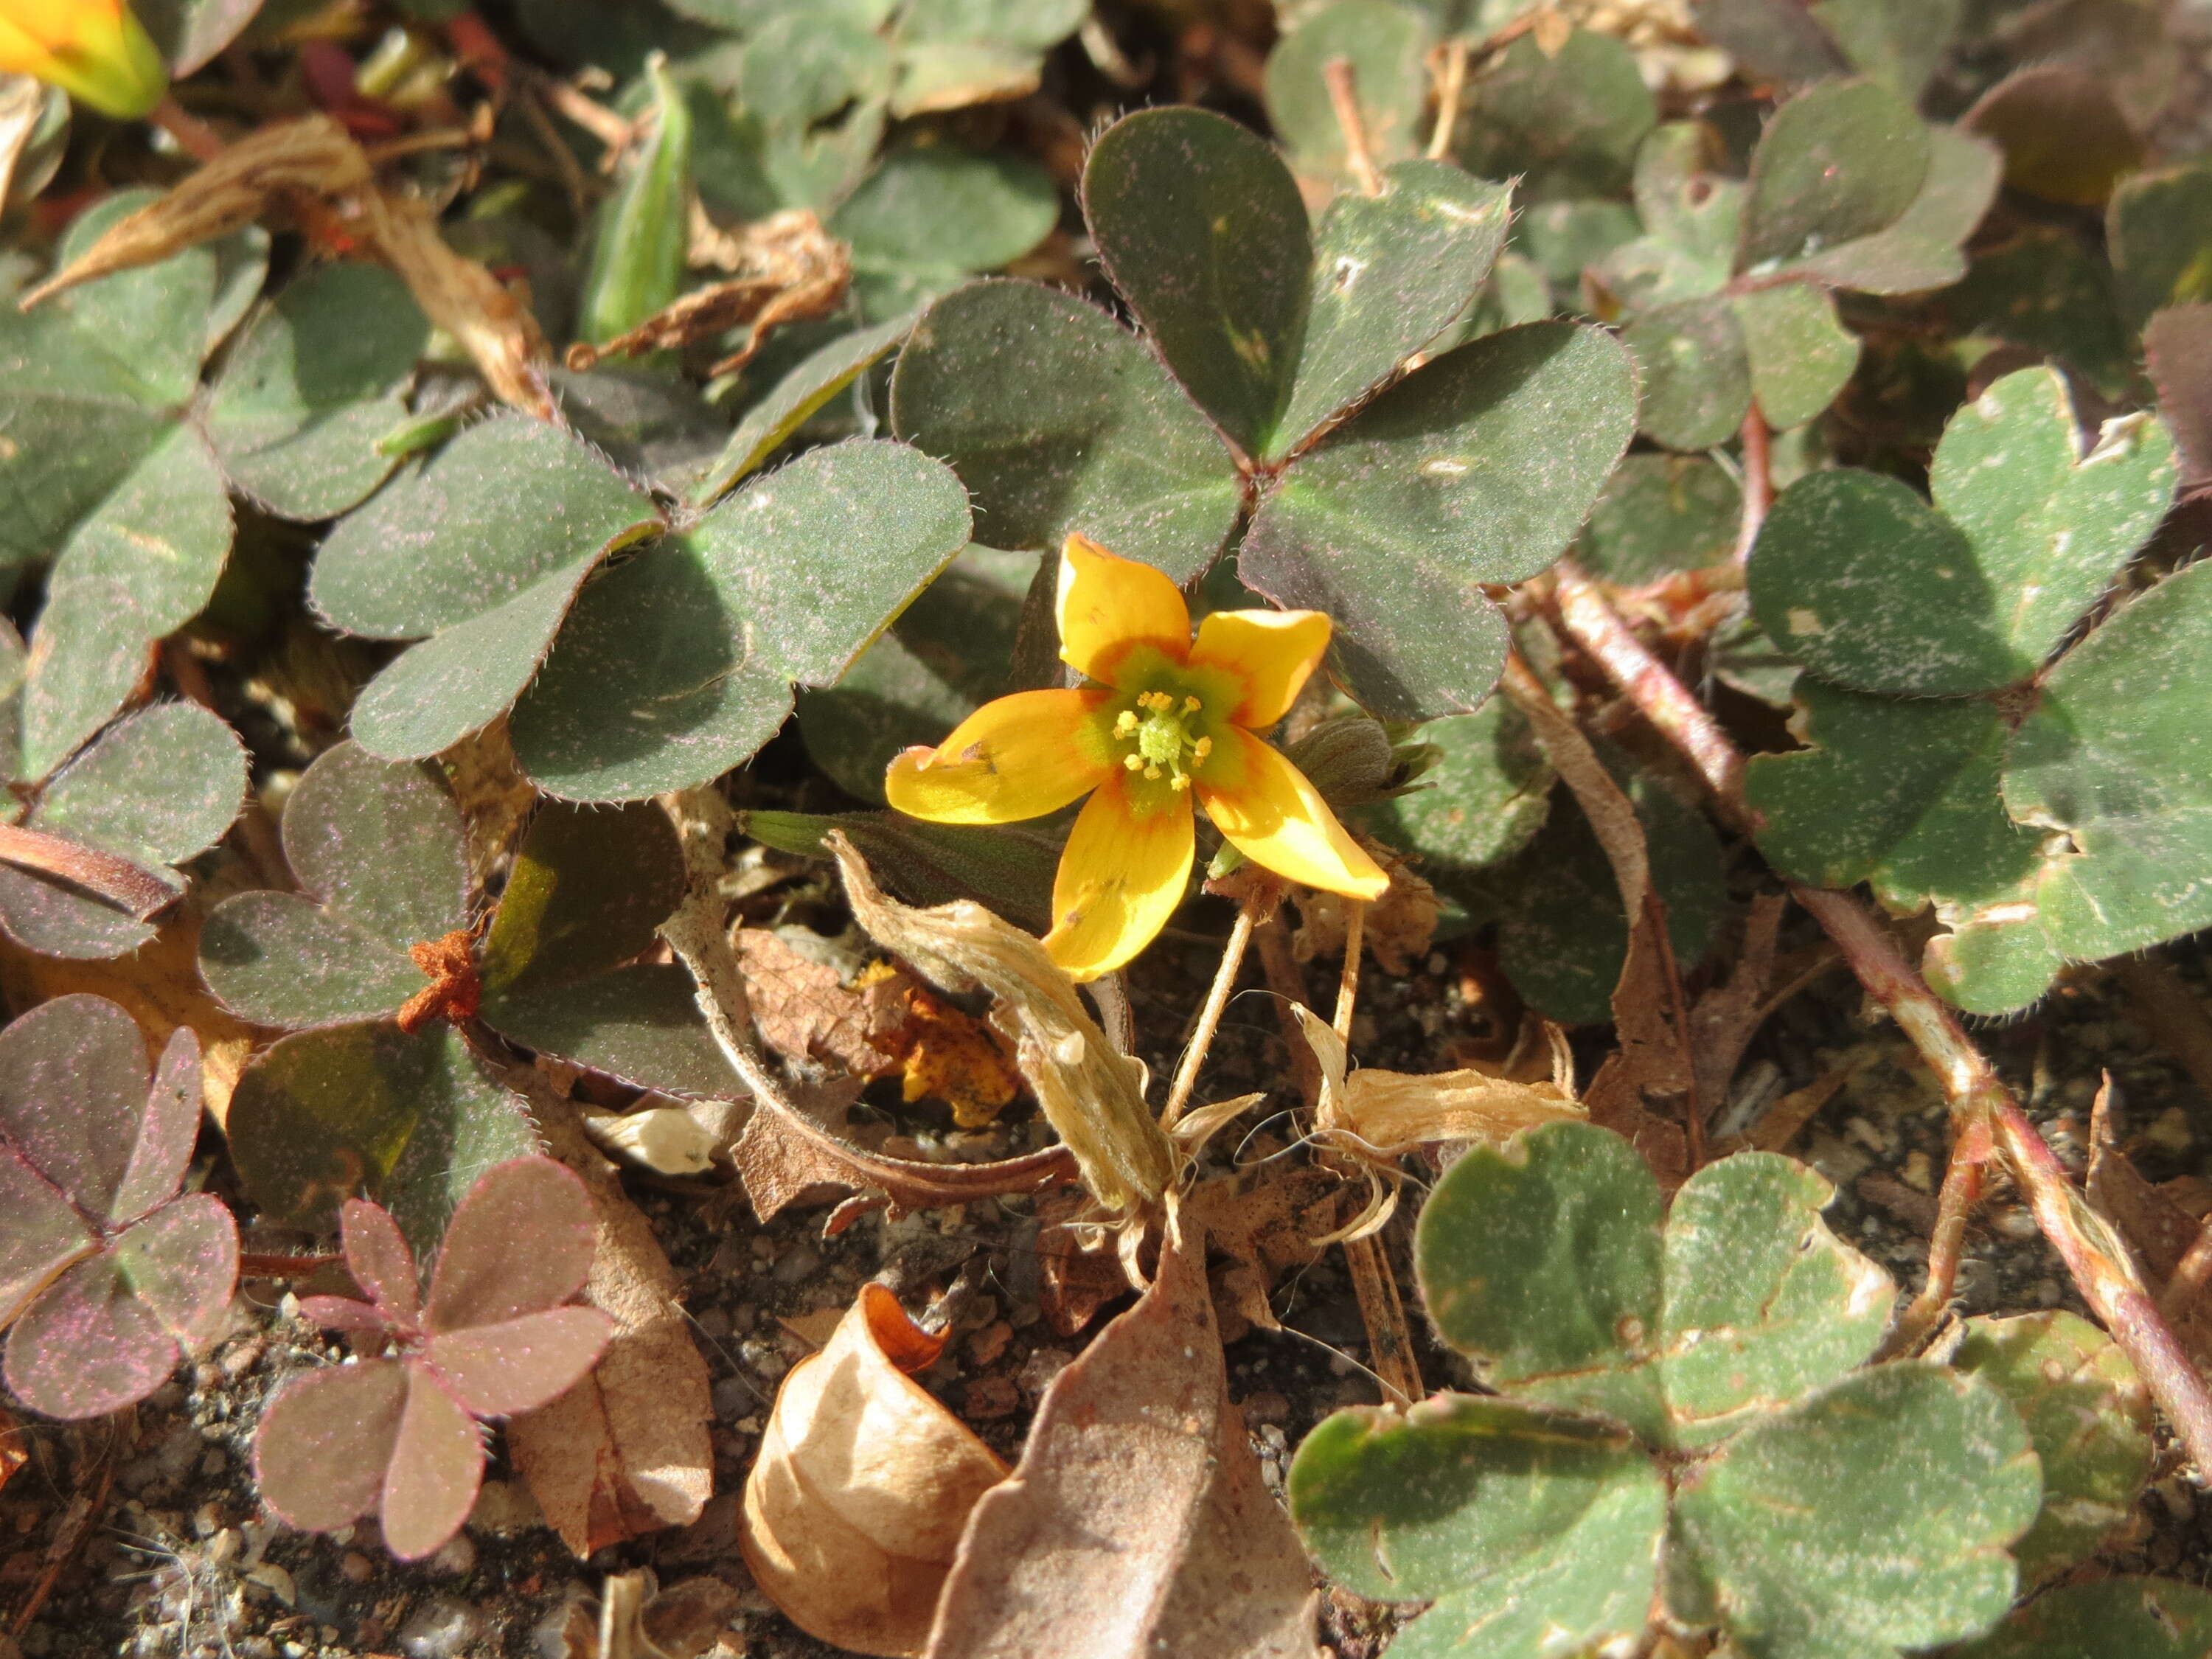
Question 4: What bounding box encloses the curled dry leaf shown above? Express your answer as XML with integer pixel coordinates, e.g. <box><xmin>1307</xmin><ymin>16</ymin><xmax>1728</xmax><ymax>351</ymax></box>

<box><xmin>924</xmin><ymin>1204</ymin><xmax>1321</xmax><ymax>1659</ymax></box>
<box><xmin>16</xmin><ymin>114</ymin><xmax>551</xmax><ymax>417</ymax></box>
<box><xmin>1290</xmin><ymin>852</ymin><xmax>1440</xmax><ymax>976</ymax></box>
<box><xmin>506</xmin><ymin>1091</ymin><xmax>717</xmax><ymax>1556</ymax></box>
<box><xmin>831</xmin><ymin>832</ymin><xmax>1175</xmax><ymax>1213</ymax></box>
<box><xmin>579</xmin><ymin>1102</ymin><xmax>718</xmax><ymax>1177</ymax></box>
<box><xmin>1294</xmin><ymin>1004</ymin><xmax>1584</xmax><ymax>1157</ymax></box>
<box><xmin>741</xmin><ymin>1282</ymin><xmax>1009</xmax><ymax>1658</ymax></box>
<box><xmin>20</xmin><ymin>115</ymin><xmax>370</xmax><ymax>307</ymax></box>
<box><xmin>566</xmin><ymin>208</ymin><xmax>851</xmax><ymax>377</ymax></box>
<box><xmin>736</xmin><ymin>929</ymin><xmax>906</xmax><ymax>1079</ymax></box>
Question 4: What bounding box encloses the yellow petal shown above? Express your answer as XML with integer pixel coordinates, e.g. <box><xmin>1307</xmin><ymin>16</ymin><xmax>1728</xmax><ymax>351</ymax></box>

<box><xmin>0</xmin><ymin>0</ymin><xmax>166</xmax><ymax>119</ymax></box>
<box><xmin>1056</xmin><ymin>533</ymin><xmax>1190</xmax><ymax>686</ymax></box>
<box><xmin>1199</xmin><ymin>728</ymin><xmax>1388</xmax><ymax>900</ymax></box>
<box><xmin>885</xmin><ymin>689</ymin><xmax>1113</xmax><ymax>824</ymax></box>
<box><xmin>1188</xmin><ymin>608</ymin><xmax>1332</xmax><ymax>729</ymax></box>
<box><xmin>1043</xmin><ymin>770</ymin><xmax>1194</xmax><ymax>981</ymax></box>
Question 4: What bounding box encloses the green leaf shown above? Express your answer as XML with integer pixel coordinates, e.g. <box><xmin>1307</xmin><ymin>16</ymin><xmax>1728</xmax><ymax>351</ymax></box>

<box><xmin>1734</xmin><ymin>280</ymin><xmax>1859</xmax><ymax>428</ymax></box>
<box><xmin>1961</xmin><ymin>65</ymin><xmax>2146</xmax><ymax>209</ymax></box>
<box><xmin>0</xmin><ymin>703</ymin><xmax>245</xmax><ymax>961</ymax></box>
<box><xmin>226</xmin><ymin>1022</ymin><xmax>538</xmax><ymax>1256</ymax></box>
<box><xmin>1242</xmin><ymin>321</ymin><xmax>1636</xmax><ymax>720</ymax></box>
<box><xmin>1939</xmin><ymin>227</ymin><xmax>2136</xmax><ymax>400</ymax></box>
<box><xmin>1665</xmin><ymin>1363</ymin><xmax>2039</xmax><ymax>1659</ymax></box>
<box><xmin>2109</xmin><ymin>159</ymin><xmax>2212</xmax><ymax>333</ymax></box>
<box><xmin>1362</xmin><ymin>699</ymin><xmax>1555</xmax><ymax>917</ymax></box>
<box><xmin>692</xmin><ymin>313</ymin><xmax>914</xmax><ymax>506</ymax></box>
<box><xmin>1787</xmin><ymin>125</ymin><xmax>2000</xmax><ymax>295</ymax></box>
<box><xmin>1810</xmin><ymin>0</ymin><xmax>1960</xmax><ymax>97</ymax></box>
<box><xmin>2004</xmin><ymin>558</ymin><xmax>2212</xmax><ymax>967</ymax></box>
<box><xmin>1747</xmin><ymin>367</ymin><xmax>2178</xmax><ymax>695</ymax></box>
<box><xmin>1492</xmin><ymin>745</ymin><xmax>1728</xmax><ymax>1025</ymax></box>
<box><xmin>198</xmin><ymin>743</ymin><xmax>467</xmax><ymax>1030</ymax></box>
<box><xmin>1601</xmin><ymin>123</ymin><xmax>1743</xmax><ymax>310</ymax></box>
<box><xmin>579</xmin><ymin>57</ymin><xmax>694</xmax><ymax>347</ymax></box>
<box><xmin>1572</xmin><ymin>453</ymin><xmax>1740</xmax><ymax>583</ymax></box>
<box><xmin>1949</xmin><ymin>1579</ymin><xmax>2212</xmax><ymax>1659</ymax></box>
<box><xmin>1684</xmin><ymin>0</ymin><xmax>1848</xmax><ymax>85</ymax></box>
<box><xmin>830</xmin><ymin>143</ymin><xmax>1057</xmax><ymax>283</ymax></box>
<box><xmin>889</xmin><ymin>279</ymin><xmax>1239</xmax><ymax>582</ymax></box>
<box><xmin>1290</xmin><ymin>1397</ymin><xmax>1665</xmax><ymax>1659</ymax></box>
<box><xmin>18</xmin><ymin>576</ymin><xmax>152</xmax><ymax>784</ymax></box>
<box><xmin>509</xmin><ymin>439</ymin><xmax>971</xmax><ymax>801</ymax></box>
<box><xmin>1417</xmin><ymin>1123</ymin><xmax>1889</xmax><ymax>1450</ymax></box>
<box><xmin>204</xmin><ymin>262</ymin><xmax>428</xmax><ymax>520</ymax></box>
<box><xmin>313</xmin><ymin>417</ymin><xmax>662</xmax><ymax>762</ymax></box>
<box><xmin>1738</xmin><ymin>80</ymin><xmax>1929</xmax><ymax>276</ymax></box>
<box><xmin>1263</xmin><ymin>1</ymin><xmax>1433</xmax><ymax>185</ymax></box>
<box><xmin>1082</xmin><ymin>107</ymin><xmax>1312</xmax><ymax>457</ymax></box>
<box><xmin>742</xmin><ymin>808</ymin><xmax>1060</xmax><ymax>933</ymax></box>
<box><xmin>1417</xmin><ymin>1122</ymin><xmax>1668</xmax><ymax>1440</ymax></box>
<box><xmin>1655</xmin><ymin>1153</ymin><xmax>1893</xmax><ymax>1448</ymax></box>
<box><xmin>48</xmin><ymin>422</ymin><xmax>232</xmax><ymax>639</ymax></box>
<box><xmin>475</xmin><ymin>801</ymin><xmax>733</xmax><ymax>1095</ymax></box>
<box><xmin>1745</xmin><ymin>680</ymin><xmax>2040</xmax><ymax>911</ymax></box>
<box><xmin>1453</xmin><ymin>30</ymin><xmax>1657</xmax><ymax>202</ymax></box>
<box><xmin>1624</xmin><ymin>295</ymin><xmax>1751</xmax><ymax>451</ymax></box>
<box><xmin>796</xmin><ymin>544</ymin><xmax>1034</xmax><ymax>802</ymax></box>
<box><xmin>49</xmin><ymin>188</ymin><xmax>268</xmax><ymax>407</ymax></box>
<box><xmin>551</xmin><ymin>366</ymin><xmax>731</xmax><ymax>493</ymax></box>
<box><xmin>1269</xmin><ymin>162</ymin><xmax>1514</xmax><ymax>461</ymax></box>
<box><xmin>1954</xmin><ymin>1312</ymin><xmax>2152</xmax><ymax>1586</ymax></box>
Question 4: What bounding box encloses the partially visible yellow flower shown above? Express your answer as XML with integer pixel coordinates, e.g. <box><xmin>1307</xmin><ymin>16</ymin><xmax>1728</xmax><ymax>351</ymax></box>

<box><xmin>0</xmin><ymin>0</ymin><xmax>166</xmax><ymax>120</ymax></box>
<box><xmin>887</xmin><ymin>534</ymin><xmax>1388</xmax><ymax>981</ymax></box>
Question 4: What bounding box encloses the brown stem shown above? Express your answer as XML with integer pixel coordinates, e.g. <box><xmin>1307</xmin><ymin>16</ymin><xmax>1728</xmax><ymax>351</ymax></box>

<box><xmin>1886</xmin><ymin>1110</ymin><xmax>1992</xmax><ymax>1354</ymax></box>
<box><xmin>1161</xmin><ymin>905</ymin><xmax>1256</xmax><ymax>1129</ymax></box>
<box><xmin>150</xmin><ymin>95</ymin><xmax>226</xmax><ymax>161</ymax></box>
<box><xmin>1426</xmin><ymin>39</ymin><xmax>1470</xmax><ymax>161</ymax></box>
<box><xmin>1548</xmin><ymin>559</ymin><xmax>2212</xmax><ymax>1475</ymax></box>
<box><xmin>1734</xmin><ymin>406</ymin><xmax>1773</xmax><ymax>565</ymax></box>
<box><xmin>1332</xmin><ymin>900</ymin><xmax>1366</xmax><ymax>1039</ymax></box>
<box><xmin>1322</xmin><ymin>58</ymin><xmax>1386</xmax><ymax>197</ymax></box>
<box><xmin>0</xmin><ymin>822</ymin><xmax>176</xmax><ymax>919</ymax></box>
<box><xmin>2162</xmin><ymin>1216</ymin><xmax>2212</xmax><ymax>1320</ymax></box>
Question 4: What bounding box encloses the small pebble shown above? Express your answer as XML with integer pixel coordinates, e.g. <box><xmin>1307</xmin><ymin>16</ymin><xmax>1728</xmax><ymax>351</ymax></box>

<box><xmin>772</xmin><ymin>1243</ymin><xmax>822</xmax><ymax>1285</ymax></box>
<box><xmin>2147</xmin><ymin>1107</ymin><xmax>2195</xmax><ymax>1154</ymax></box>
<box><xmin>428</xmin><ymin>1533</ymin><xmax>476</xmax><ymax>1576</ymax></box>
<box><xmin>964</xmin><ymin>1376</ymin><xmax>1021</xmax><ymax>1420</ymax></box>
<box><xmin>1992</xmin><ymin>1205</ymin><xmax>2041</xmax><ymax>1241</ymax></box>
<box><xmin>340</xmin><ymin>1552</ymin><xmax>375</xmax><ymax>1585</ymax></box>
<box><xmin>397</xmin><ymin>1594</ymin><xmax>484</xmax><ymax>1659</ymax></box>
<box><xmin>199</xmin><ymin>1450</ymin><xmax>227</xmax><ymax>1476</ymax></box>
<box><xmin>1899</xmin><ymin>1150</ymin><xmax>1933</xmax><ymax>1193</ymax></box>
<box><xmin>2033</xmin><ymin>1279</ymin><xmax>2064</xmax><ymax>1307</ymax></box>
<box><xmin>1239</xmin><ymin>1391</ymin><xmax>1290</xmax><ymax>1427</ymax></box>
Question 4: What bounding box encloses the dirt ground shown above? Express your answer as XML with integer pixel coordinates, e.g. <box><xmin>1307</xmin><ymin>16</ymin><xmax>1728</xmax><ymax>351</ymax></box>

<box><xmin>7</xmin><ymin>902</ymin><xmax>2212</xmax><ymax>1659</ymax></box>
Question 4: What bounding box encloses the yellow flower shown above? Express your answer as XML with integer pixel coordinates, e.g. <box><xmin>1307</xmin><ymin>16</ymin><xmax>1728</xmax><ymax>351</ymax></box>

<box><xmin>886</xmin><ymin>534</ymin><xmax>1388</xmax><ymax>981</ymax></box>
<box><xmin>0</xmin><ymin>0</ymin><xmax>166</xmax><ymax>120</ymax></box>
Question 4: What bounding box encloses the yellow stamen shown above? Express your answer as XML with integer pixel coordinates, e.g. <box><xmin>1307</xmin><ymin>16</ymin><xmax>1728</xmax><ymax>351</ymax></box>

<box><xmin>1170</xmin><ymin>775</ymin><xmax>1190</xmax><ymax>793</ymax></box>
<box><xmin>1124</xmin><ymin>754</ymin><xmax>1143</xmax><ymax>771</ymax></box>
<box><xmin>1114</xmin><ymin>709</ymin><xmax>1138</xmax><ymax>736</ymax></box>
<box><xmin>1194</xmin><ymin>736</ymin><xmax>1212</xmax><ymax>759</ymax></box>
<box><xmin>1144</xmin><ymin>764</ymin><xmax>1161</xmax><ymax>779</ymax></box>
<box><xmin>1183</xmin><ymin>696</ymin><xmax>1200</xmax><ymax>714</ymax></box>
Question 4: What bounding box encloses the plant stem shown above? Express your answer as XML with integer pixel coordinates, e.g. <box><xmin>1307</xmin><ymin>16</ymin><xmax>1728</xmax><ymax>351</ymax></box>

<box><xmin>1322</xmin><ymin>58</ymin><xmax>1385</xmax><ymax>197</ymax></box>
<box><xmin>1734</xmin><ymin>406</ymin><xmax>1773</xmax><ymax>565</ymax></box>
<box><xmin>1161</xmin><ymin>905</ymin><xmax>1256</xmax><ymax>1130</ymax></box>
<box><xmin>657</xmin><ymin>787</ymin><xmax>794</xmax><ymax>1114</ymax></box>
<box><xmin>150</xmin><ymin>95</ymin><xmax>226</xmax><ymax>161</ymax></box>
<box><xmin>1547</xmin><ymin>558</ymin><xmax>2212</xmax><ymax>1475</ymax></box>
<box><xmin>1332</xmin><ymin>900</ymin><xmax>1366</xmax><ymax>1039</ymax></box>
<box><xmin>1426</xmin><ymin>39</ymin><xmax>1469</xmax><ymax>160</ymax></box>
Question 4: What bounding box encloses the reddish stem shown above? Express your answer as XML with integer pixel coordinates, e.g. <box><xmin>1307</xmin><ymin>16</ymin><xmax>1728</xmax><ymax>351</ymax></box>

<box><xmin>149</xmin><ymin>96</ymin><xmax>226</xmax><ymax>162</ymax></box>
<box><xmin>1548</xmin><ymin>557</ymin><xmax>2212</xmax><ymax>1476</ymax></box>
<box><xmin>0</xmin><ymin>822</ymin><xmax>175</xmax><ymax>919</ymax></box>
<box><xmin>1734</xmin><ymin>407</ymin><xmax>1773</xmax><ymax>565</ymax></box>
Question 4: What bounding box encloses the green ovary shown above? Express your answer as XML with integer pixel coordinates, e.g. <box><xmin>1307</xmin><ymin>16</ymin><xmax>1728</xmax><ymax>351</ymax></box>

<box><xmin>1113</xmin><ymin>689</ymin><xmax>1214</xmax><ymax>792</ymax></box>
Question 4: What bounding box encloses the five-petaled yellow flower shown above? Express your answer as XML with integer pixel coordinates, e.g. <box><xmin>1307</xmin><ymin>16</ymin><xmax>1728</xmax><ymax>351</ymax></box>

<box><xmin>886</xmin><ymin>535</ymin><xmax>1388</xmax><ymax>981</ymax></box>
<box><xmin>0</xmin><ymin>0</ymin><xmax>167</xmax><ymax>120</ymax></box>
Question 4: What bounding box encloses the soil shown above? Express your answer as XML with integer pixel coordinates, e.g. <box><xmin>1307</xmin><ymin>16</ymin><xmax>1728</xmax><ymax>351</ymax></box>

<box><xmin>7</xmin><ymin>907</ymin><xmax>2212</xmax><ymax>1659</ymax></box>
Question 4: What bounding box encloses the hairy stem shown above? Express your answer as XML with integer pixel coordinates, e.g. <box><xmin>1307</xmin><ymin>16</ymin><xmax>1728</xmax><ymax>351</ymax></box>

<box><xmin>1548</xmin><ymin>558</ymin><xmax>2212</xmax><ymax>1474</ymax></box>
<box><xmin>1162</xmin><ymin>906</ymin><xmax>1256</xmax><ymax>1129</ymax></box>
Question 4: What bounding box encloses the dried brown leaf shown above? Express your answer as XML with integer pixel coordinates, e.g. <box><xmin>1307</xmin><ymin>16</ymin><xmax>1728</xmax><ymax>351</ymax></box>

<box><xmin>2088</xmin><ymin>1080</ymin><xmax>2199</xmax><ymax>1281</ymax></box>
<box><xmin>923</xmin><ymin>1205</ymin><xmax>1321</xmax><ymax>1659</ymax></box>
<box><xmin>21</xmin><ymin>115</ymin><xmax>371</xmax><ymax>307</ymax></box>
<box><xmin>356</xmin><ymin>187</ymin><xmax>552</xmax><ymax>417</ymax></box>
<box><xmin>1291</xmin><ymin>852</ymin><xmax>1439</xmax><ymax>977</ymax></box>
<box><xmin>832</xmin><ymin>832</ymin><xmax>1175</xmax><ymax>1214</ymax></box>
<box><xmin>505</xmin><ymin>1092</ymin><xmax>714</xmax><ymax>1557</ymax></box>
<box><xmin>1293</xmin><ymin>1004</ymin><xmax>1584</xmax><ymax>1156</ymax></box>
<box><xmin>1182</xmin><ymin>1166</ymin><xmax>1338</xmax><ymax>1337</ymax></box>
<box><xmin>742</xmin><ymin>1283</ymin><xmax>1009</xmax><ymax>1659</ymax></box>
<box><xmin>737</xmin><ymin>930</ymin><xmax>905</xmax><ymax>1078</ymax></box>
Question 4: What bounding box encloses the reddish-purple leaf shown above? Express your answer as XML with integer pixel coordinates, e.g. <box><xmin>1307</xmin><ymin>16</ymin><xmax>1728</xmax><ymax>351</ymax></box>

<box><xmin>425</xmin><ymin>1157</ymin><xmax>596</xmax><ymax>1333</ymax></box>
<box><xmin>0</xmin><ymin>1149</ymin><xmax>94</xmax><ymax>1327</ymax></box>
<box><xmin>254</xmin><ymin>1359</ymin><xmax>408</xmax><ymax>1533</ymax></box>
<box><xmin>116</xmin><ymin>1194</ymin><xmax>240</xmax><ymax>1353</ymax></box>
<box><xmin>4</xmin><ymin>1194</ymin><xmax>240</xmax><ymax>1419</ymax></box>
<box><xmin>109</xmin><ymin>1026</ymin><xmax>203</xmax><ymax>1226</ymax></box>
<box><xmin>295</xmin><ymin>1295</ymin><xmax>394</xmax><ymax>1335</ymax></box>
<box><xmin>381</xmin><ymin>1362</ymin><xmax>484</xmax><ymax>1560</ymax></box>
<box><xmin>425</xmin><ymin>1307</ymin><xmax>613</xmax><ymax>1417</ymax></box>
<box><xmin>341</xmin><ymin>1196</ymin><xmax>421</xmax><ymax>1330</ymax></box>
<box><xmin>0</xmin><ymin>995</ymin><xmax>160</xmax><ymax>1220</ymax></box>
